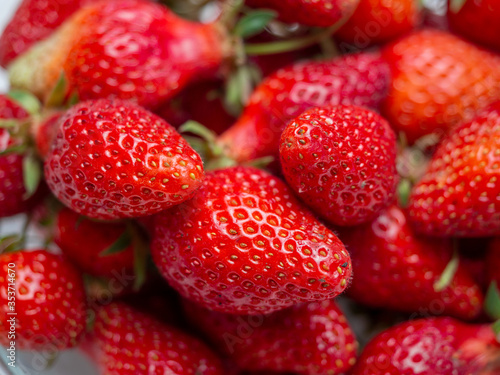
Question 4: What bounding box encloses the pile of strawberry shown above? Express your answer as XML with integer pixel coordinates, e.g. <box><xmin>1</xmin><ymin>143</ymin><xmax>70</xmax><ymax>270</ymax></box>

<box><xmin>0</xmin><ymin>0</ymin><xmax>500</xmax><ymax>374</ymax></box>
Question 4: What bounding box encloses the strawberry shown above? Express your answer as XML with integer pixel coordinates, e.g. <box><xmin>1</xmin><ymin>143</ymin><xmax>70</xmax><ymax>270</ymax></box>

<box><xmin>87</xmin><ymin>302</ymin><xmax>223</xmax><ymax>375</ymax></box>
<box><xmin>151</xmin><ymin>166</ymin><xmax>352</xmax><ymax>314</ymax></box>
<box><xmin>382</xmin><ymin>29</ymin><xmax>500</xmax><ymax>143</ymax></box>
<box><xmin>0</xmin><ymin>0</ymin><xmax>99</xmax><ymax>67</ymax></box>
<box><xmin>33</xmin><ymin>110</ymin><xmax>63</xmax><ymax>159</ymax></box>
<box><xmin>448</xmin><ymin>0</ymin><xmax>500</xmax><ymax>52</ymax></box>
<box><xmin>351</xmin><ymin>317</ymin><xmax>500</xmax><ymax>375</ymax></box>
<box><xmin>486</xmin><ymin>238</ymin><xmax>500</xmax><ymax>287</ymax></box>
<box><xmin>9</xmin><ymin>0</ymin><xmax>231</xmax><ymax>109</ymax></box>
<box><xmin>44</xmin><ymin>99</ymin><xmax>205</xmax><ymax>220</ymax></box>
<box><xmin>280</xmin><ymin>105</ymin><xmax>397</xmax><ymax>226</ymax></box>
<box><xmin>408</xmin><ymin>102</ymin><xmax>500</xmax><ymax>237</ymax></box>
<box><xmin>0</xmin><ymin>250</ymin><xmax>87</xmax><ymax>350</ymax></box>
<box><xmin>184</xmin><ymin>299</ymin><xmax>358</xmax><ymax>374</ymax></box>
<box><xmin>338</xmin><ymin>205</ymin><xmax>483</xmax><ymax>320</ymax></box>
<box><xmin>217</xmin><ymin>52</ymin><xmax>390</xmax><ymax>162</ymax></box>
<box><xmin>246</xmin><ymin>0</ymin><xmax>360</xmax><ymax>27</ymax></box>
<box><xmin>335</xmin><ymin>0</ymin><xmax>419</xmax><ymax>49</ymax></box>
<box><xmin>0</xmin><ymin>94</ymin><xmax>38</xmax><ymax>218</ymax></box>
<box><xmin>54</xmin><ymin>207</ymin><xmax>134</xmax><ymax>278</ymax></box>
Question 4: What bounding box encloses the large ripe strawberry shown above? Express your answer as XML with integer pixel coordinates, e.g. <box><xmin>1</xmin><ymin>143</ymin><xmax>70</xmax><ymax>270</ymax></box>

<box><xmin>448</xmin><ymin>0</ymin><xmax>500</xmax><ymax>52</ymax></box>
<box><xmin>0</xmin><ymin>94</ymin><xmax>38</xmax><ymax>218</ymax></box>
<box><xmin>408</xmin><ymin>102</ymin><xmax>500</xmax><ymax>237</ymax></box>
<box><xmin>54</xmin><ymin>207</ymin><xmax>134</xmax><ymax>278</ymax></box>
<box><xmin>87</xmin><ymin>302</ymin><xmax>223</xmax><ymax>375</ymax></box>
<box><xmin>44</xmin><ymin>99</ymin><xmax>204</xmax><ymax>220</ymax></box>
<box><xmin>246</xmin><ymin>0</ymin><xmax>360</xmax><ymax>27</ymax></box>
<box><xmin>184</xmin><ymin>299</ymin><xmax>358</xmax><ymax>375</ymax></box>
<box><xmin>9</xmin><ymin>0</ymin><xmax>231</xmax><ymax>109</ymax></box>
<box><xmin>382</xmin><ymin>29</ymin><xmax>500</xmax><ymax>143</ymax></box>
<box><xmin>0</xmin><ymin>0</ymin><xmax>99</xmax><ymax>68</ymax></box>
<box><xmin>0</xmin><ymin>250</ymin><xmax>87</xmax><ymax>350</ymax></box>
<box><xmin>151</xmin><ymin>166</ymin><xmax>352</xmax><ymax>315</ymax></box>
<box><xmin>280</xmin><ymin>105</ymin><xmax>397</xmax><ymax>226</ymax></box>
<box><xmin>335</xmin><ymin>0</ymin><xmax>419</xmax><ymax>49</ymax></box>
<box><xmin>351</xmin><ymin>317</ymin><xmax>500</xmax><ymax>374</ymax></box>
<box><xmin>217</xmin><ymin>52</ymin><xmax>389</xmax><ymax>162</ymax></box>
<box><xmin>338</xmin><ymin>205</ymin><xmax>483</xmax><ymax>320</ymax></box>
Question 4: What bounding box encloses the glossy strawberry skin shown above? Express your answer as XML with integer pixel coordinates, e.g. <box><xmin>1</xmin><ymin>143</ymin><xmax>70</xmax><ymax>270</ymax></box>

<box><xmin>184</xmin><ymin>299</ymin><xmax>358</xmax><ymax>375</ymax></box>
<box><xmin>10</xmin><ymin>0</ymin><xmax>230</xmax><ymax>110</ymax></box>
<box><xmin>0</xmin><ymin>95</ymin><xmax>33</xmax><ymax>218</ymax></box>
<box><xmin>0</xmin><ymin>250</ymin><xmax>87</xmax><ymax>350</ymax></box>
<box><xmin>448</xmin><ymin>0</ymin><xmax>500</xmax><ymax>52</ymax></box>
<box><xmin>54</xmin><ymin>207</ymin><xmax>134</xmax><ymax>278</ymax></box>
<box><xmin>217</xmin><ymin>52</ymin><xmax>390</xmax><ymax>162</ymax></box>
<box><xmin>338</xmin><ymin>205</ymin><xmax>483</xmax><ymax>320</ymax></box>
<box><xmin>44</xmin><ymin>99</ymin><xmax>204</xmax><ymax>220</ymax></box>
<box><xmin>88</xmin><ymin>302</ymin><xmax>223</xmax><ymax>375</ymax></box>
<box><xmin>246</xmin><ymin>0</ymin><xmax>360</xmax><ymax>27</ymax></box>
<box><xmin>151</xmin><ymin>167</ymin><xmax>352</xmax><ymax>315</ymax></box>
<box><xmin>382</xmin><ymin>29</ymin><xmax>500</xmax><ymax>143</ymax></box>
<box><xmin>280</xmin><ymin>105</ymin><xmax>397</xmax><ymax>226</ymax></box>
<box><xmin>0</xmin><ymin>0</ymin><xmax>99</xmax><ymax>67</ymax></box>
<box><xmin>336</xmin><ymin>0</ymin><xmax>418</xmax><ymax>49</ymax></box>
<box><xmin>352</xmin><ymin>317</ymin><xmax>499</xmax><ymax>375</ymax></box>
<box><xmin>408</xmin><ymin>103</ymin><xmax>500</xmax><ymax>237</ymax></box>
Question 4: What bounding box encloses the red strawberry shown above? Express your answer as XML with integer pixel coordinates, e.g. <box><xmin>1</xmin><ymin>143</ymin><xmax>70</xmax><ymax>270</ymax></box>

<box><xmin>335</xmin><ymin>0</ymin><xmax>419</xmax><ymax>49</ymax></box>
<box><xmin>33</xmin><ymin>110</ymin><xmax>63</xmax><ymax>159</ymax></box>
<box><xmin>217</xmin><ymin>52</ymin><xmax>390</xmax><ymax>162</ymax></box>
<box><xmin>351</xmin><ymin>317</ymin><xmax>500</xmax><ymax>375</ymax></box>
<box><xmin>184</xmin><ymin>299</ymin><xmax>358</xmax><ymax>375</ymax></box>
<box><xmin>246</xmin><ymin>0</ymin><xmax>360</xmax><ymax>27</ymax></box>
<box><xmin>87</xmin><ymin>302</ymin><xmax>223</xmax><ymax>375</ymax></box>
<box><xmin>9</xmin><ymin>0</ymin><xmax>231</xmax><ymax>109</ymax></box>
<box><xmin>0</xmin><ymin>94</ymin><xmax>38</xmax><ymax>218</ymax></box>
<box><xmin>54</xmin><ymin>207</ymin><xmax>134</xmax><ymax>278</ymax></box>
<box><xmin>382</xmin><ymin>29</ymin><xmax>500</xmax><ymax>143</ymax></box>
<box><xmin>0</xmin><ymin>0</ymin><xmax>99</xmax><ymax>67</ymax></box>
<box><xmin>44</xmin><ymin>99</ymin><xmax>204</xmax><ymax>220</ymax></box>
<box><xmin>408</xmin><ymin>102</ymin><xmax>500</xmax><ymax>237</ymax></box>
<box><xmin>338</xmin><ymin>205</ymin><xmax>483</xmax><ymax>320</ymax></box>
<box><xmin>151</xmin><ymin>166</ymin><xmax>352</xmax><ymax>314</ymax></box>
<box><xmin>280</xmin><ymin>105</ymin><xmax>397</xmax><ymax>226</ymax></box>
<box><xmin>448</xmin><ymin>0</ymin><xmax>500</xmax><ymax>52</ymax></box>
<box><xmin>0</xmin><ymin>250</ymin><xmax>87</xmax><ymax>350</ymax></box>
<box><xmin>486</xmin><ymin>238</ymin><xmax>500</xmax><ymax>287</ymax></box>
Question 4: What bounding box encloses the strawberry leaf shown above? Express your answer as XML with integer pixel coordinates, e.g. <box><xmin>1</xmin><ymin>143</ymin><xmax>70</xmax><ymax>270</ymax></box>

<box><xmin>129</xmin><ymin>223</ymin><xmax>148</xmax><ymax>291</ymax></box>
<box><xmin>0</xmin><ymin>234</ymin><xmax>23</xmax><ymax>254</ymax></box>
<box><xmin>0</xmin><ymin>144</ymin><xmax>27</xmax><ymax>156</ymax></box>
<box><xmin>22</xmin><ymin>154</ymin><xmax>41</xmax><ymax>198</ymax></box>
<box><xmin>100</xmin><ymin>231</ymin><xmax>132</xmax><ymax>257</ymax></box>
<box><xmin>234</xmin><ymin>10</ymin><xmax>277</xmax><ymax>38</ymax></box>
<box><xmin>450</xmin><ymin>0</ymin><xmax>467</xmax><ymax>13</ymax></box>
<box><xmin>8</xmin><ymin>90</ymin><xmax>41</xmax><ymax>115</ymax></box>
<box><xmin>433</xmin><ymin>248</ymin><xmax>459</xmax><ymax>292</ymax></box>
<box><xmin>46</xmin><ymin>71</ymin><xmax>68</xmax><ymax>107</ymax></box>
<box><xmin>67</xmin><ymin>91</ymin><xmax>80</xmax><ymax>107</ymax></box>
<box><xmin>485</xmin><ymin>282</ymin><xmax>500</xmax><ymax>320</ymax></box>
<box><xmin>397</xmin><ymin>179</ymin><xmax>412</xmax><ymax>208</ymax></box>
<box><xmin>0</xmin><ymin>119</ymin><xmax>22</xmax><ymax>128</ymax></box>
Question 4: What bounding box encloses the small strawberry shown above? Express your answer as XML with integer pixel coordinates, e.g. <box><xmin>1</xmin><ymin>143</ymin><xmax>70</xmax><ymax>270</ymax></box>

<box><xmin>44</xmin><ymin>99</ymin><xmax>205</xmax><ymax>220</ymax></box>
<box><xmin>0</xmin><ymin>0</ymin><xmax>99</xmax><ymax>67</ymax></box>
<box><xmin>0</xmin><ymin>94</ymin><xmax>40</xmax><ymax>218</ymax></box>
<box><xmin>335</xmin><ymin>0</ymin><xmax>419</xmax><ymax>49</ymax></box>
<box><xmin>246</xmin><ymin>0</ymin><xmax>360</xmax><ymax>27</ymax></box>
<box><xmin>338</xmin><ymin>205</ymin><xmax>484</xmax><ymax>320</ymax></box>
<box><xmin>382</xmin><ymin>29</ymin><xmax>500</xmax><ymax>143</ymax></box>
<box><xmin>218</xmin><ymin>52</ymin><xmax>390</xmax><ymax>162</ymax></box>
<box><xmin>408</xmin><ymin>102</ymin><xmax>500</xmax><ymax>237</ymax></box>
<box><xmin>0</xmin><ymin>250</ymin><xmax>87</xmax><ymax>350</ymax></box>
<box><xmin>448</xmin><ymin>0</ymin><xmax>500</xmax><ymax>52</ymax></box>
<box><xmin>54</xmin><ymin>207</ymin><xmax>134</xmax><ymax>278</ymax></box>
<box><xmin>33</xmin><ymin>110</ymin><xmax>63</xmax><ymax>159</ymax></box>
<box><xmin>280</xmin><ymin>105</ymin><xmax>397</xmax><ymax>226</ymax></box>
<box><xmin>9</xmin><ymin>0</ymin><xmax>231</xmax><ymax>109</ymax></box>
<box><xmin>87</xmin><ymin>302</ymin><xmax>223</xmax><ymax>375</ymax></box>
<box><xmin>351</xmin><ymin>317</ymin><xmax>500</xmax><ymax>375</ymax></box>
<box><xmin>184</xmin><ymin>299</ymin><xmax>358</xmax><ymax>374</ymax></box>
<box><xmin>151</xmin><ymin>166</ymin><xmax>352</xmax><ymax>315</ymax></box>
